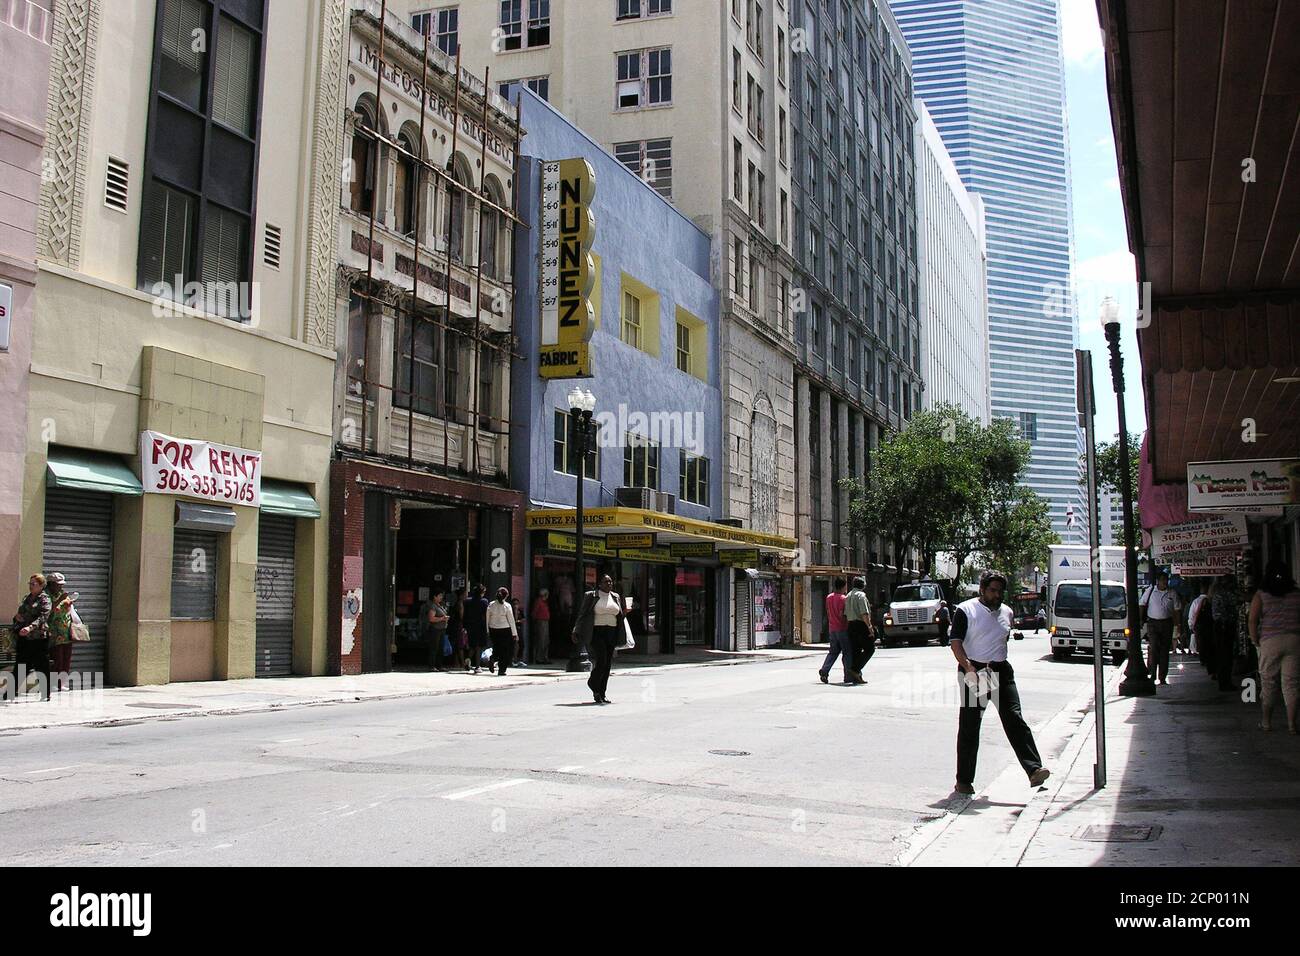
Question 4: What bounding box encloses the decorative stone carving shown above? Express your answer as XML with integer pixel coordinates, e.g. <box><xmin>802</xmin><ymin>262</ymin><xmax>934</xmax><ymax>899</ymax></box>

<box><xmin>750</xmin><ymin>393</ymin><xmax>779</xmax><ymax>536</ymax></box>
<box><xmin>37</xmin><ymin>0</ymin><xmax>100</xmax><ymax>267</ymax></box>
<box><xmin>305</xmin><ymin>0</ymin><xmax>350</xmax><ymax>350</ymax></box>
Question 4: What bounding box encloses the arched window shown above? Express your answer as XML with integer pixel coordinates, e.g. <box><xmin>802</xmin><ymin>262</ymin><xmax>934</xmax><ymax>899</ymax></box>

<box><xmin>479</xmin><ymin>176</ymin><xmax>506</xmax><ymax>279</ymax></box>
<box><xmin>445</xmin><ymin>154</ymin><xmax>471</xmax><ymax>262</ymax></box>
<box><xmin>349</xmin><ymin>98</ymin><xmax>381</xmax><ymax>215</ymax></box>
<box><xmin>393</xmin><ymin>129</ymin><xmax>419</xmax><ymax>237</ymax></box>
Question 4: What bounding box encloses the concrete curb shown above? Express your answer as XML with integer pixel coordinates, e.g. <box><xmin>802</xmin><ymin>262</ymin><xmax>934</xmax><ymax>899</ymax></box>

<box><xmin>0</xmin><ymin>649</ymin><xmax>815</xmax><ymax>733</ymax></box>
<box><xmin>896</xmin><ymin>662</ymin><xmax>1123</xmax><ymax>866</ymax></box>
<box><xmin>989</xmin><ymin>665</ymin><xmax>1126</xmax><ymax>865</ymax></box>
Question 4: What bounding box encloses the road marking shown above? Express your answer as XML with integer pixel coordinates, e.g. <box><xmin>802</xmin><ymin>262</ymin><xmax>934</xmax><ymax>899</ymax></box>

<box><xmin>24</xmin><ymin>765</ymin><xmax>78</xmax><ymax>774</ymax></box>
<box><xmin>598</xmin><ymin>757</ymin><xmax>622</xmax><ymax>764</ymax></box>
<box><xmin>274</xmin><ymin>738</ymin><xmax>303</xmax><ymax>744</ymax></box>
<box><xmin>442</xmin><ymin>778</ymin><xmax>531</xmax><ymax>801</ymax></box>
<box><xmin>556</xmin><ymin>764</ymin><xmax>584</xmax><ymax>773</ymax></box>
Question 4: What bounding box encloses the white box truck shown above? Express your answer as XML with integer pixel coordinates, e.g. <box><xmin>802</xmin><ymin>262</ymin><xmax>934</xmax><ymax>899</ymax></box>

<box><xmin>1046</xmin><ymin>545</ymin><xmax>1132</xmax><ymax>664</ymax></box>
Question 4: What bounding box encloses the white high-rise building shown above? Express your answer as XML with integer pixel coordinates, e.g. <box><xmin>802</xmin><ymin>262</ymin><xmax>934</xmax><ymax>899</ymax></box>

<box><xmin>892</xmin><ymin>0</ymin><xmax>1085</xmax><ymax>543</ymax></box>
<box><xmin>915</xmin><ymin>101</ymin><xmax>989</xmax><ymax>425</ymax></box>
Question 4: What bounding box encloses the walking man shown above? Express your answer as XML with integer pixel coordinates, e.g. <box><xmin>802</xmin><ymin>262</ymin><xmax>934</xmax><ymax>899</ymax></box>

<box><xmin>818</xmin><ymin>578</ymin><xmax>852</xmax><ymax>684</ymax></box>
<box><xmin>950</xmin><ymin>570</ymin><xmax>1050</xmax><ymax>795</ymax></box>
<box><xmin>844</xmin><ymin>577</ymin><xmax>875</xmax><ymax>684</ymax></box>
<box><xmin>1140</xmin><ymin>570</ymin><xmax>1182</xmax><ymax>684</ymax></box>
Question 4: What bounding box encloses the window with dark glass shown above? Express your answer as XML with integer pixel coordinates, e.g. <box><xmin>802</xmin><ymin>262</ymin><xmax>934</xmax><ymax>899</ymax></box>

<box><xmin>623</xmin><ymin>433</ymin><xmax>660</xmax><ymax>490</ymax></box>
<box><xmin>554</xmin><ymin>409</ymin><xmax>598</xmax><ymax>479</ymax></box>
<box><xmin>138</xmin><ymin>0</ymin><xmax>265</xmax><ymax>320</ymax></box>
<box><xmin>679</xmin><ymin>451</ymin><xmax>710</xmax><ymax>506</ymax></box>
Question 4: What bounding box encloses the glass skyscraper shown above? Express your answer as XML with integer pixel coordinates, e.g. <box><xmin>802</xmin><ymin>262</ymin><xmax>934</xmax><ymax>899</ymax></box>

<box><xmin>890</xmin><ymin>0</ymin><xmax>1084</xmax><ymax>543</ymax></box>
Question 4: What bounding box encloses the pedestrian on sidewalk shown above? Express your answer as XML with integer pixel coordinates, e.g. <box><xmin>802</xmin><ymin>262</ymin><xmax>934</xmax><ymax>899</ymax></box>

<box><xmin>512</xmin><ymin>596</ymin><xmax>527</xmax><ymax>668</ymax></box>
<box><xmin>448</xmin><ymin>587</ymin><xmax>466</xmax><ymax>670</ymax></box>
<box><xmin>571</xmin><ymin>573</ymin><xmax>626</xmax><ymax>704</ymax></box>
<box><xmin>1187</xmin><ymin>581</ymin><xmax>1210</xmax><ymax>659</ymax></box>
<box><xmin>531</xmin><ymin>589</ymin><xmax>552</xmax><ymax>664</ymax></box>
<box><xmin>949</xmin><ymin>570</ymin><xmax>1050</xmax><ymax>796</ymax></box>
<box><xmin>44</xmin><ymin>573</ymin><xmax>75</xmax><ymax>693</ymax></box>
<box><xmin>1140</xmin><ymin>571</ymin><xmax>1182</xmax><ymax>684</ymax></box>
<box><xmin>9</xmin><ymin>573</ymin><xmax>51</xmax><ymax>701</ymax></box>
<box><xmin>425</xmin><ymin>589</ymin><xmax>450</xmax><ymax>672</ymax></box>
<box><xmin>844</xmin><ymin>577</ymin><xmax>875</xmax><ymax>683</ymax></box>
<box><xmin>464</xmin><ymin>584</ymin><xmax>489</xmax><ymax>674</ymax></box>
<box><xmin>818</xmin><ymin>578</ymin><xmax>852</xmax><ymax>684</ymax></box>
<box><xmin>1248</xmin><ymin>560</ymin><xmax>1300</xmax><ymax>734</ymax></box>
<box><xmin>1210</xmin><ymin>574</ymin><xmax>1240</xmax><ymax>691</ymax></box>
<box><xmin>486</xmin><ymin>588</ymin><xmax>519</xmax><ymax>677</ymax></box>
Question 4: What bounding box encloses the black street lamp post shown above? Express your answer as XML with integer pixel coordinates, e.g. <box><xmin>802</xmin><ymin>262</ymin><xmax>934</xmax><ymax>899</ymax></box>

<box><xmin>1101</xmin><ymin>299</ymin><xmax>1156</xmax><ymax>697</ymax></box>
<box><xmin>566</xmin><ymin>386</ymin><xmax>596</xmax><ymax>673</ymax></box>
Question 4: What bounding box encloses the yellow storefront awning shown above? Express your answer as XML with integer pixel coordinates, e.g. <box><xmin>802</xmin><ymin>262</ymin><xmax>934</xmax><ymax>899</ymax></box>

<box><xmin>46</xmin><ymin>448</ymin><xmax>143</xmax><ymax>497</ymax></box>
<box><xmin>526</xmin><ymin>507</ymin><xmax>796</xmax><ymax>555</ymax></box>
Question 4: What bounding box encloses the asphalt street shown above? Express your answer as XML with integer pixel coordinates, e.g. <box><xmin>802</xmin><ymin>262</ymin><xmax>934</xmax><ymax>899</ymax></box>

<box><xmin>0</xmin><ymin>631</ymin><xmax>1101</xmax><ymax>865</ymax></box>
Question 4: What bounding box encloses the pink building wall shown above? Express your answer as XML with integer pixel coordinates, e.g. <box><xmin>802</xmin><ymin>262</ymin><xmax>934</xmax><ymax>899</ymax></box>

<box><xmin>0</xmin><ymin>0</ymin><xmax>53</xmax><ymax>594</ymax></box>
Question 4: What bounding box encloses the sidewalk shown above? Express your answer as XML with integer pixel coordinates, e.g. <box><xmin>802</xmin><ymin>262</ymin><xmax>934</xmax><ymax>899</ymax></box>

<box><xmin>905</xmin><ymin>654</ymin><xmax>1300</xmax><ymax>866</ymax></box>
<box><xmin>0</xmin><ymin>646</ymin><xmax>818</xmax><ymax>732</ymax></box>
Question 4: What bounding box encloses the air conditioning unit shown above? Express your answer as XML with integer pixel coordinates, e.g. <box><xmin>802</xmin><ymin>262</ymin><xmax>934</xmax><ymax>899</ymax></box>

<box><xmin>615</xmin><ymin>487</ymin><xmax>655</xmax><ymax>510</ymax></box>
<box><xmin>615</xmin><ymin>488</ymin><xmax>677</xmax><ymax>514</ymax></box>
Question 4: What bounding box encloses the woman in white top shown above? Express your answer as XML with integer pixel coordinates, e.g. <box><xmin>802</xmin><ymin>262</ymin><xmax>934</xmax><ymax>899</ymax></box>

<box><xmin>485</xmin><ymin>588</ymin><xmax>520</xmax><ymax>677</ymax></box>
<box><xmin>571</xmin><ymin>574</ymin><xmax>627</xmax><ymax>704</ymax></box>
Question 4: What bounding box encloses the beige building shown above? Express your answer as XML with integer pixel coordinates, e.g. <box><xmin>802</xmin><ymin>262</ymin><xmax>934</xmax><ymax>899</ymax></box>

<box><xmin>16</xmin><ymin>0</ymin><xmax>342</xmax><ymax>685</ymax></box>
<box><xmin>328</xmin><ymin>2</ymin><xmax>526</xmax><ymax>675</ymax></box>
<box><xmin>416</xmin><ymin>0</ymin><xmax>799</xmax><ymax>647</ymax></box>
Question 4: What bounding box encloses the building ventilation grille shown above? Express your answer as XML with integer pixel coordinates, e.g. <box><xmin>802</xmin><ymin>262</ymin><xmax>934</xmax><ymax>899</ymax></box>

<box><xmin>104</xmin><ymin>157</ymin><xmax>129</xmax><ymax>213</ymax></box>
<box><xmin>263</xmin><ymin>223</ymin><xmax>282</xmax><ymax>270</ymax></box>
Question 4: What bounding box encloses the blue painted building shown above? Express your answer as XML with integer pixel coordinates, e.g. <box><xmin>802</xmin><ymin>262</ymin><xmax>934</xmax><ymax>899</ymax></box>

<box><xmin>510</xmin><ymin>91</ymin><xmax>794</xmax><ymax>654</ymax></box>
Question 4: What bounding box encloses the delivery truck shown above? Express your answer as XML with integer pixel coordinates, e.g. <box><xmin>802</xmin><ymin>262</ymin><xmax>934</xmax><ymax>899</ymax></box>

<box><xmin>1046</xmin><ymin>545</ymin><xmax>1132</xmax><ymax>665</ymax></box>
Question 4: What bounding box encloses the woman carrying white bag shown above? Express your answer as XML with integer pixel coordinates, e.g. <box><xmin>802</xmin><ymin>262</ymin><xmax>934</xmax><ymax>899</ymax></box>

<box><xmin>571</xmin><ymin>573</ymin><xmax>630</xmax><ymax>705</ymax></box>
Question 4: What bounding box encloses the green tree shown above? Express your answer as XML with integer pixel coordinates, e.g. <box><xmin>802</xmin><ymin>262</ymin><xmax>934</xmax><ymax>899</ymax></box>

<box><xmin>1081</xmin><ymin>432</ymin><xmax>1142</xmax><ymax>544</ymax></box>
<box><xmin>841</xmin><ymin>405</ymin><xmax>980</xmax><ymax>586</ymax></box>
<box><xmin>941</xmin><ymin>415</ymin><xmax>1032</xmax><ymax>579</ymax></box>
<box><xmin>977</xmin><ymin>485</ymin><xmax>1059</xmax><ymax>589</ymax></box>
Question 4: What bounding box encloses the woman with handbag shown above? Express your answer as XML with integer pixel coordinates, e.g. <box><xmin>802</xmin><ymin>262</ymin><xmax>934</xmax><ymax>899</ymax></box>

<box><xmin>571</xmin><ymin>574</ymin><xmax>628</xmax><ymax>705</ymax></box>
<box><xmin>10</xmin><ymin>573</ymin><xmax>52</xmax><ymax>700</ymax></box>
<box><xmin>425</xmin><ymin>589</ymin><xmax>450</xmax><ymax>672</ymax></box>
<box><xmin>44</xmin><ymin>572</ymin><xmax>76</xmax><ymax>693</ymax></box>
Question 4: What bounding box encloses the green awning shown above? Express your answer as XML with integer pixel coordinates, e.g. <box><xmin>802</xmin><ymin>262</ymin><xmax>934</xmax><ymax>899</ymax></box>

<box><xmin>46</xmin><ymin>448</ymin><xmax>143</xmax><ymax>497</ymax></box>
<box><xmin>260</xmin><ymin>480</ymin><xmax>321</xmax><ymax>519</ymax></box>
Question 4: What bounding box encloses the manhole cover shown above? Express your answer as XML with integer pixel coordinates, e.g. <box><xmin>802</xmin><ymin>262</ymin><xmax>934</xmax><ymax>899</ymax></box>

<box><xmin>709</xmin><ymin>749</ymin><xmax>750</xmax><ymax>757</ymax></box>
<box><xmin>125</xmin><ymin>702</ymin><xmax>201</xmax><ymax>710</ymax></box>
<box><xmin>1074</xmin><ymin>824</ymin><xmax>1163</xmax><ymax>843</ymax></box>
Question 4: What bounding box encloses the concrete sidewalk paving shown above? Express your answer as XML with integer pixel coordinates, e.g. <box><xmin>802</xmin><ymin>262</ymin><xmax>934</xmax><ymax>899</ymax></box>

<box><xmin>905</xmin><ymin>653</ymin><xmax>1300</xmax><ymax>866</ymax></box>
<box><xmin>0</xmin><ymin>646</ymin><xmax>819</xmax><ymax>732</ymax></box>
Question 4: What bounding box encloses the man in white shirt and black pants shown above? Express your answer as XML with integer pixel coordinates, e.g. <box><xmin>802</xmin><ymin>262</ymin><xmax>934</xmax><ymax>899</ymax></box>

<box><xmin>949</xmin><ymin>570</ymin><xmax>1050</xmax><ymax>795</ymax></box>
<box><xmin>1140</xmin><ymin>570</ymin><xmax>1182</xmax><ymax>685</ymax></box>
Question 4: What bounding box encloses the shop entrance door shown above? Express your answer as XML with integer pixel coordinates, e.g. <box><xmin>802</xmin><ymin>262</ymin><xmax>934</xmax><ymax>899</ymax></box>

<box><xmin>255</xmin><ymin>515</ymin><xmax>295</xmax><ymax>676</ymax></box>
<box><xmin>42</xmin><ymin>487</ymin><xmax>113</xmax><ymax>680</ymax></box>
<box><xmin>362</xmin><ymin>492</ymin><xmax>393</xmax><ymax>673</ymax></box>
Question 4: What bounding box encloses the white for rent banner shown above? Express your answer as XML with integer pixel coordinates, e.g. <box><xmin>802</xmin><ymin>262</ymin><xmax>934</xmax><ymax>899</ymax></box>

<box><xmin>140</xmin><ymin>430</ymin><xmax>262</xmax><ymax>507</ymax></box>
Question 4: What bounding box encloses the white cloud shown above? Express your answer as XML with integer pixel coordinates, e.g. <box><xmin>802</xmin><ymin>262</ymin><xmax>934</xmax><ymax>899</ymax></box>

<box><xmin>1061</xmin><ymin>0</ymin><xmax>1104</xmax><ymax>68</ymax></box>
<box><xmin>1103</xmin><ymin>175</ymin><xmax>1120</xmax><ymax>192</ymax></box>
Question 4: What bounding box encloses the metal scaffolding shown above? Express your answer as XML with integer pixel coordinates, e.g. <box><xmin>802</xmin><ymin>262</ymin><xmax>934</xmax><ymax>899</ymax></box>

<box><xmin>343</xmin><ymin>0</ymin><xmax>525</xmax><ymax>484</ymax></box>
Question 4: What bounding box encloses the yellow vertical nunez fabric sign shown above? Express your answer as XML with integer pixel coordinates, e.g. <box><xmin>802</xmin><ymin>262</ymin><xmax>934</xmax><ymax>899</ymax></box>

<box><xmin>539</xmin><ymin>158</ymin><xmax>596</xmax><ymax>378</ymax></box>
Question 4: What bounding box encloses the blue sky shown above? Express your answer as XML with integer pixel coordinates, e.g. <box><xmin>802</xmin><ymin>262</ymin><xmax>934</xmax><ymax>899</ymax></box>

<box><xmin>1061</xmin><ymin>0</ymin><xmax>1148</xmax><ymax>445</ymax></box>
